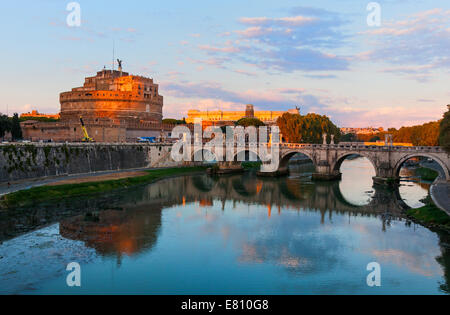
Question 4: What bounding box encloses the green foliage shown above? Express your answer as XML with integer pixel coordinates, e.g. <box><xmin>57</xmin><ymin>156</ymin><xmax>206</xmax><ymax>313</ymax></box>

<box><xmin>163</xmin><ymin>118</ymin><xmax>186</xmax><ymax>125</ymax></box>
<box><xmin>236</xmin><ymin>117</ymin><xmax>265</xmax><ymax>127</ymax></box>
<box><xmin>407</xmin><ymin>203</ymin><xmax>450</xmax><ymax>229</ymax></box>
<box><xmin>19</xmin><ymin>116</ymin><xmax>59</xmax><ymax>123</ymax></box>
<box><xmin>0</xmin><ymin>113</ymin><xmax>23</xmax><ymax>141</ymax></box>
<box><xmin>340</xmin><ymin>133</ymin><xmax>359</xmax><ymax>142</ymax></box>
<box><xmin>242</xmin><ymin>161</ymin><xmax>262</xmax><ymax>169</ymax></box>
<box><xmin>439</xmin><ymin>105</ymin><xmax>450</xmax><ymax>153</ymax></box>
<box><xmin>415</xmin><ymin>167</ymin><xmax>439</xmax><ymax>181</ymax></box>
<box><xmin>276</xmin><ymin>113</ymin><xmax>341</xmax><ymax>144</ymax></box>
<box><xmin>0</xmin><ymin>115</ymin><xmax>12</xmax><ymax>139</ymax></box>
<box><xmin>11</xmin><ymin>113</ymin><xmax>22</xmax><ymax>140</ymax></box>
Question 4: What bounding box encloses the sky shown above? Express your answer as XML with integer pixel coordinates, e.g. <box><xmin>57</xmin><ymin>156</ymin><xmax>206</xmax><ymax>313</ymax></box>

<box><xmin>0</xmin><ymin>0</ymin><xmax>449</xmax><ymax>128</ymax></box>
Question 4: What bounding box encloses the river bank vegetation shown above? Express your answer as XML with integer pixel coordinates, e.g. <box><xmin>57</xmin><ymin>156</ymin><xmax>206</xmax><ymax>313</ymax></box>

<box><xmin>415</xmin><ymin>167</ymin><xmax>439</xmax><ymax>181</ymax></box>
<box><xmin>406</xmin><ymin>196</ymin><xmax>450</xmax><ymax>230</ymax></box>
<box><xmin>0</xmin><ymin>166</ymin><xmax>207</xmax><ymax>209</ymax></box>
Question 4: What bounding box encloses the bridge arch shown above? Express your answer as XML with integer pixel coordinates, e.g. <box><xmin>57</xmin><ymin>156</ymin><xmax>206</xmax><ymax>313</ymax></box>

<box><xmin>233</xmin><ymin>147</ymin><xmax>262</xmax><ymax>162</ymax></box>
<box><xmin>191</xmin><ymin>148</ymin><xmax>218</xmax><ymax>162</ymax></box>
<box><xmin>393</xmin><ymin>153</ymin><xmax>449</xmax><ymax>180</ymax></box>
<box><xmin>332</xmin><ymin>152</ymin><xmax>378</xmax><ymax>176</ymax></box>
<box><xmin>279</xmin><ymin>150</ymin><xmax>316</xmax><ymax>170</ymax></box>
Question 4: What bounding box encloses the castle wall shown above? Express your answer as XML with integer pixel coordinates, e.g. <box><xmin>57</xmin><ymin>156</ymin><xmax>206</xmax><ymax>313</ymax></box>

<box><xmin>20</xmin><ymin>121</ymin><xmax>175</xmax><ymax>143</ymax></box>
<box><xmin>60</xmin><ymin>92</ymin><xmax>163</xmax><ymax>122</ymax></box>
<box><xmin>0</xmin><ymin>143</ymin><xmax>181</xmax><ymax>183</ymax></box>
<box><xmin>21</xmin><ymin>121</ymin><xmax>127</xmax><ymax>143</ymax></box>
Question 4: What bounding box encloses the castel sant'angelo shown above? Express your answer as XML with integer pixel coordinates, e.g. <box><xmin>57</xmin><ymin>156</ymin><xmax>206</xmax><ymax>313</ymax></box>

<box><xmin>21</xmin><ymin>64</ymin><xmax>172</xmax><ymax>142</ymax></box>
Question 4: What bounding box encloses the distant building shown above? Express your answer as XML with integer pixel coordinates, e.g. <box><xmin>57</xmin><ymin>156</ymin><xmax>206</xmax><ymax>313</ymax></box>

<box><xmin>21</xmin><ymin>67</ymin><xmax>173</xmax><ymax>143</ymax></box>
<box><xmin>20</xmin><ymin>110</ymin><xmax>60</xmax><ymax>120</ymax></box>
<box><xmin>186</xmin><ymin>104</ymin><xmax>300</xmax><ymax>126</ymax></box>
<box><xmin>340</xmin><ymin>127</ymin><xmax>384</xmax><ymax>135</ymax></box>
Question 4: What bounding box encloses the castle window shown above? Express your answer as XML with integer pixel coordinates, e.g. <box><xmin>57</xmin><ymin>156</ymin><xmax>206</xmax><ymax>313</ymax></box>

<box><xmin>146</xmin><ymin>105</ymin><xmax>150</xmax><ymax>112</ymax></box>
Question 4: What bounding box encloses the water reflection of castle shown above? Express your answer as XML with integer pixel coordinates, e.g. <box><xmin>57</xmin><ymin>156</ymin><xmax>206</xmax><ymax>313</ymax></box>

<box><xmin>60</xmin><ymin>205</ymin><xmax>162</xmax><ymax>260</ymax></box>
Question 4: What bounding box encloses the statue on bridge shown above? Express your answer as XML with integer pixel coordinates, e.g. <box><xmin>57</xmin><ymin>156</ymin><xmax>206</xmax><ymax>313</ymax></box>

<box><xmin>323</xmin><ymin>133</ymin><xmax>327</xmax><ymax>145</ymax></box>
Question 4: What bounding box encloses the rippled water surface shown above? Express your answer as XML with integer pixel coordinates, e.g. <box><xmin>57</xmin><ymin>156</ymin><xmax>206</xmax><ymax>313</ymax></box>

<box><xmin>0</xmin><ymin>158</ymin><xmax>448</xmax><ymax>294</ymax></box>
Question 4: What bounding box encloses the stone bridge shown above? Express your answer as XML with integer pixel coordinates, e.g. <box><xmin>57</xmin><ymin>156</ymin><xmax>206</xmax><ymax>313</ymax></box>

<box><xmin>193</xmin><ymin>143</ymin><xmax>450</xmax><ymax>184</ymax></box>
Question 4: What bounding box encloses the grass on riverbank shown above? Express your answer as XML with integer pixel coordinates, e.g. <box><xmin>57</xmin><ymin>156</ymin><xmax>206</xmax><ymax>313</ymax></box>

<box><xmin>0</xmin><ymin>166</ymin><xmax>207</xmax><ymax>209</ymax></box>
<box><xmin>406</xmin><ymin>196</ymin><xmax>450</xmax><ymax>229</ymax></box>
<box><xmin>415</xmin><ymin>167</ymin><xmax>439</xmax><ymax>181</ymax></box>
<box><xmin>242</xmin><ymin>161</ymin><xmax>262</xmax><ymax>170</ymax></box>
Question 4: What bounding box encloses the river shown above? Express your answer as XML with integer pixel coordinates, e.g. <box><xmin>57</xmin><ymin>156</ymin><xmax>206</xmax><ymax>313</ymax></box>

<box><xmin>0</xmin><ymin>157</ymin><xmax>448</xmax><ymax>294</ymax></box>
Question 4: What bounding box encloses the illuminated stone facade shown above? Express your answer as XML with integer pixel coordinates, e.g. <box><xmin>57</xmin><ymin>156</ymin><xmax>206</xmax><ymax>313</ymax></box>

<box><xmin>60</xmin><ymin>69</ymin><xmax>163</xmax><ymax>123</ymax></box>
<box><xmin>21</xmin><ymin>69</ymin><xmax>171</xmax><ymax>142</ymax></box>
<box><xmin>186</xmin><ymin>105</ymin><xmax>299</xmax><ymax>125</ymax></box>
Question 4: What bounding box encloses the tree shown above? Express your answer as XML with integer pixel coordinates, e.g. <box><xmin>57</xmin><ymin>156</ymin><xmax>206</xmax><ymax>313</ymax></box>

<box><xmin>341</xmin><ymin>133</ymin><xmax>359</xmax><ymax>142</ymax></box>
<box><xmin>276</xmin><ymin>113</ymin><xmax>341</xmax><ymax>144</ymax></box>
<box><xmin>162</xmin><ymin>118</ymin><xmax>186</xmax><ymax>125</ymax></box>
<box><xmin>0</xmin><ymin>115</ymin><xmax>12</xmax><ymax>140</ymax></box>
<box><xmin>11</xmin><ymin>113</ymin><xmax>22</xmax><ymax>140</ymax></box>
<box><xmin>355</xmin><ymin>120</ymin><xmax>441</xmax><ymax>146</ymax></box>
<box><xmin>236</xmin><ymin>117</ymin><xmax>265</xmax><ymax>127</ymax></box>
<box><xmin>439</xmin><ymin>105</ymin><xmax>450</xmax><ymax>153</ymax></box>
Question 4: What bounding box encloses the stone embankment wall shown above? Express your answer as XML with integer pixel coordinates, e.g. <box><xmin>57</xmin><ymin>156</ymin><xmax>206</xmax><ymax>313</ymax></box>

<box><xmin>0</xmin><ymin>143</ymin><xmax>181</xmax><ymax>183</ymax></box>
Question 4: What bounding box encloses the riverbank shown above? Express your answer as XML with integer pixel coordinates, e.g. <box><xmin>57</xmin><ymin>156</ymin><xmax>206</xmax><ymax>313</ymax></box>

<box><xmin>414</xmin><ymin>166</ymin><xmax>439</xmax><ymax>181</ymax></box>
<box><xmin>0</xmin><ymin>166</ymin><xmax>207</xmax><ymax>209</ymax></box>
<box><xmin>404</xmin><ymin>164</ymin><xmax>450</xmax><ymax>231</ymax></box>
<box><xmin>406</xmin><ymin>195</ymin><xmax>450</xmax><ymax>231</ymax></box>
<box><xmin>430</xmin><ymin>178</ymin><xmax>450</xmax><ymax>215</ymax></box>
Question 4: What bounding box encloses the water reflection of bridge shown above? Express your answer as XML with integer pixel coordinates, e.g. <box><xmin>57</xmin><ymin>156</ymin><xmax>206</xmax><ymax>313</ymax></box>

<box><xmin>140</xmin><ymin>173</ymin><xmax>409</xmax><ymax>219</ymax></box>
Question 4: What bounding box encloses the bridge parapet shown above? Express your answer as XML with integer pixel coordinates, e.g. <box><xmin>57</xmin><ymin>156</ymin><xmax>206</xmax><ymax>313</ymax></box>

<box><xmin>279</xmin><ymin>143</ymin><xmax>446</xmax><ymax>153</ymax></box>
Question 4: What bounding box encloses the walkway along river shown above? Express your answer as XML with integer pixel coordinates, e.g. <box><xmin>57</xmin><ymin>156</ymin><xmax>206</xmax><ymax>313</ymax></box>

<box><xmin>0</xmin><ymin>157</ymin><xmax>448</xmax><ymax>294</ymax></box>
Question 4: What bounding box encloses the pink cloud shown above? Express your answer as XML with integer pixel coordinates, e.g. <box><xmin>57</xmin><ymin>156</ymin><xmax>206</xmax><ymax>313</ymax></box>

<box><xmin>198</xmin><ymin>44</ymin><xmax>240</xmax><ymax>53</ymax></box>
<box><xmin>239</xmin><ymin>15</ymin><xmax>317</xmax><ymax>26</ymax></box>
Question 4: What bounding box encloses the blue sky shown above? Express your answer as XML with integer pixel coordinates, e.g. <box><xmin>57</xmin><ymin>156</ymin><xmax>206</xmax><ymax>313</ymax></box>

<box><xmin>0</xmin><ymin>0</ymin><xmax>449</xmax><ymax>128</ymax></box>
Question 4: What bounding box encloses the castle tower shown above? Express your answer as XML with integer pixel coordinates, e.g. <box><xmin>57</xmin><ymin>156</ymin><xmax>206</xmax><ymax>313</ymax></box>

<box><xmin>59</xmin><ymin>69</ymin><xmax>163</xmax><ymax>124</ymax></box>
<box><xmin>245</xmin><ymin>104</ymin><xmax>255</xmax><ymax>118</ymax></box>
